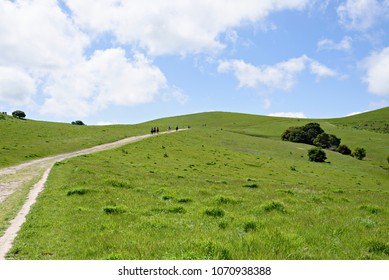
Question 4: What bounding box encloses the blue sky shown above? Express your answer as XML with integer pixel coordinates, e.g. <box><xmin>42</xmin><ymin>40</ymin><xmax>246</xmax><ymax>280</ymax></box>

<box><xmin>0</xmin><ymin>0</ymin><xmax>388</xmax><ymax>125</ymax></box>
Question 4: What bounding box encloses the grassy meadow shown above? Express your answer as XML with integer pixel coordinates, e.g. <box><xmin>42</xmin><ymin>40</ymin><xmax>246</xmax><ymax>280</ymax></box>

<box><xmin>4</xmin><ymin>108</ymin><xmax>389</xmax><ymax>259</ymax></box>
<box><xmin>0</xmin><ymin>114</ymin><xmax>153</xmax><ymax>168</ymax></box>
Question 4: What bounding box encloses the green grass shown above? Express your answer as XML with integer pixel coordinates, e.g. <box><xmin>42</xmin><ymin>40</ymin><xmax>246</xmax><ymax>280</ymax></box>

<box><xmin>0</xmin><ymin>114</ymin><xmax>186</xmax><ymax>168</ymax></box>
<box><xmin>3</xmin><ymin>108</ymin><xmax>389</xmax><ymax>259</ymax></box>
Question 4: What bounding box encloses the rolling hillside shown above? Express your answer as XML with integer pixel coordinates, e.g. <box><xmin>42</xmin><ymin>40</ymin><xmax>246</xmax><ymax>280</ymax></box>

<box><xmin>2</xmin><ymin>108</ymin><xmax>389</xmax><ymax>259</ymax></box>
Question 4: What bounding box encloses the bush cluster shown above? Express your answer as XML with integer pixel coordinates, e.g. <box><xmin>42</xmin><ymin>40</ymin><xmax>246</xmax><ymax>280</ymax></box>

<box><xmin>282</xmin><ymin>122</ymin><xmax>366</xmax><ymax>161</ymax></box>
<box><xmin>282</xmin><ymin>122</ymin><xmax>340</xmax><ymax>149</ymax></box>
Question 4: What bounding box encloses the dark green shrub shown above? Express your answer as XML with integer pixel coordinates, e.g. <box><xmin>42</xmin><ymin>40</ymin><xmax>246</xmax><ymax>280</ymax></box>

<box><xmin>308</xmin><ymin>147</ymin><xmax>327</xmax><ymax>162</ymax></box>
<box><xmin>303</xmin><ymin>123</ymin><xmax>325</xmax><ymax>144</ymax></box>
<box><xmin>313</xmin><ymin>133</ymin><xmax>330</xmax><ymax>148</ymax></box>
<box><xmin>243</xmin><ymin>183</ymin><xmax>258</xmax><ymax>189</ymax></box>
<box><xmin>281</xmin><ymin>127</ymin><xmax>308</xmax><ymax>143</ymax></box>
<box><xmin>177</xmin><ymin>198</ymin><xmax>192</xmax><ymax>203</ymax></box>
<box><xmin>243</xmin><ymin>221</ymin><xmax>257</xmax><ymax>232</ymax></box>
<box><xmin>351</xmin><ymin>147</ymin><xmax>366</xmax><ymax>160</ymax></box>
<box><xmin>67</xmin><ymin>188</ymin><xmax>89</xmax><ymax>196</ymax></box>
<box><xmin>103</xmin><ymin>205</ymin><xmax>127</xmax><ymax>214</ymax></box>
<box><xmin>218</xmin><ymin>221</ymin><xmax>228</xmax><ymax>229</ymax></box>
<box><xmin>71</xmin><ymin>120</ymin><xmax>85</xmax><ymax>125</ymax></box>
<box><xmin>313</xmin><ymin>133</ymin><xmax>341</xmax><ymax>149</ymax></box>
<box><xmin>337</xmin><ymin>144</ymin><xmax>351</xmax><ymax>155</ymax></box>
<box><xmin>167</xmin><ymin>206</ymin><xmax>186</xmax><ymax>214</ymax></box>
<box><xmin>204</xmin><ymin>208</ymin><xmax>225</xmax><ymax>218</ymax></box>
<box><xmin>12</xmin><ymin>110</ymin><xmax>26</xmax><ymax>119</ymax></box>
<box><xmin>282</xmin><ymin>123</ymin><xmax>324</xmax><ymax>145</ymax></box>
<box><xmin>368</xmin><ymin>240</ymin><xmax>389</xmax><ymax>255</ymax></box>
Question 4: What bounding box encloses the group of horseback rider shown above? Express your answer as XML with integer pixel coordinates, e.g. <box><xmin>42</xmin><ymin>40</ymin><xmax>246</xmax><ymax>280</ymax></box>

<box><xmin>151</xmin><ymin>125</ymin><xmax>181</xmax><ymax>135</ymax></box>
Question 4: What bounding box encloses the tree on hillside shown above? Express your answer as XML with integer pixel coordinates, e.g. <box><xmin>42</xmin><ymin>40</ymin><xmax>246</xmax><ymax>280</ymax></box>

<box><xmin>337</xmin><ymin>144</ymin><xmax>351</xmax><ymax>155</ymax></box>
<box><xmin>281</xmin><ymin>126</ymin><xmax>307</xmax><ymax>143</ymax></box>
<box><xmin>308</xmin><ymin>147</ymin><xmax>327</xmax><ymax>162</ymax></box>
<box><xmin>351</xmin><ymin>147</ymin><xmax>366</xmax><ymax>160</ymax></box>
<box><xmin>12</xmin><ymin>110</ymin><xmax>26</xmax><ymax>119</ymax></box>
<box><xmin>282</xmin><ymin>123</ymin><xmax>324</xmax><ymax>145</ymax></box>
<box><xmin>71</xmin><ymin>120</ymin><xmax>86</xmax><ymax>125</ymax></box>
<box><xmin>303</xmin><ymin>123</ymin><xmax>325</xmax><ymax>145</ymax></box>
<box><xmin>313</xmin><ymin>133</ymin><xmax>341</xmax><ymax>149</ymax></box>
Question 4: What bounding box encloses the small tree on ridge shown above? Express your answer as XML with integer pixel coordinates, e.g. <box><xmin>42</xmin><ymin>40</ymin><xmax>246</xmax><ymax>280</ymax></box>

<box><xmin>12</xmin><ymin>110</ymin><xmax>26</xmax><ymax>119</ymax></box>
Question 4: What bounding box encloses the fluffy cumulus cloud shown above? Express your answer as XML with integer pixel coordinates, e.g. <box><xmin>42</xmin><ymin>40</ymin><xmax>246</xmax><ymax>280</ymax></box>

<box><xmin>309</xmin><ymin>61</ymin><xmax>339</xmax><ymax>78</ymax></box>
<box><xmin>269</xmin><ymin>112</ymin><xmax>307</xmax><ymax>118</ymax></box>
<box><xmin>317</xmin><ymin>36</ymin><xmax>352</xmax><ymax>52</ymax></box>
<box><xmin>362</xmin><ymin>47</ymin><xmax>389</xmax><ymax>96</ymax></box>
<box><xmin>0</xmin><ymin>0</ymin><xmax>88</xmax><ymax>70</ymax></box>
<box><xmin>218</xmin><ymin>55</ymin><xmax>341</xmax><ymax>91</ymax></box>
<box><xmin>0</xmin><ymin>0</ymin><xmax>311</xmax><ymax>119</ymax></box>
<box><xmin>41</xmin><ymin>49</ymin><xmax>167</xmax><ymax>117</ymax></box>
<box><xmin>0</xmin><ymin>0</ymin><xmax>167</xmax><ymax>118</ymax></box>
<box><xmin>337</xmin><ymin>0</ymin><xmax>389</xmax><ymax>30</ymax></box>
<box><xmin>65</xmin><ymin>0</ymin><xmax>309</xmax><ymax>56</ymax></box>
<box><xmin>0</xmin><ymin>66</ymin><xmax>36</xmax><ymax>105</ymax></box>
<box><xmin>0</xmin><ymin>0</ymin><xmax>88</xmax><ymax>113</ymax></box>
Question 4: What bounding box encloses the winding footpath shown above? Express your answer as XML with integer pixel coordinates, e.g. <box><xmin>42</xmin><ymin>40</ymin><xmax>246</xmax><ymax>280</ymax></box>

<box><xmin>0</xmin><ymin>129</ymin><xmax>182</xmax><ymax>259</ymax></box>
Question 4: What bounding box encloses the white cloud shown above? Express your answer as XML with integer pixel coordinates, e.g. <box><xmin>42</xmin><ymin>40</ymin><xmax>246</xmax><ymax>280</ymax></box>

<box><xmin>0</xmin><ymin>0</ymin><xmax>88</xmax><ymax>113</ymax></box>
<box><xmin>317</xmin><ymin>36</ymin><xmax>352</xmax><ymax>52</ymax></box>
<box><xmin>218</xmin><ymin>55</ymin><xmax>341</xmax><ymax>91</ymax></box>
<box><xmin>0</xmin><ymin>66</ymin><xmax>36</xmax><ymax>106</ymax></box>
<box><xmin>345</xmin><ymin>111</ymin><xmax>364</xmax><ymax>116</ymax></box>
<box><xmin>162</xmin><ymin>87</ymin><xmax>190</xmax><ymax>105</ymax></box>
<box><xmin>40</xmin><ymin>49</ymin><xmax>167</xmax><ymax>117</ymax></box>
<box><xmin>95</xmin><ymin>121</ymin><xmax>115</xmax><ymax>126</ymax></box>
<box><xmin>0</xmin><ymin>1</ymin><xmax>171</xmax><ymax>119</ymax></box>
<box><xmin>0</xmin><ymin>0</ymin><xmax>88</xmax><ymax>70</ymax></box>
<box><xmin>362</xmin><ymin>47</ymin><xmax>389</xmax><ymax>96</ymax></box>
<box><xmin>65</xmin><ymin>0</ymin><xmax>309</xmax><ymax>56</ymax></box>
<box><xmin>337</xmin><ymin>0</ymin><xmax>389</xmax><ymax>31</ymax></box>
<box><xmin>310</xmin><ymin>61</ymin><xmax>338</xmax><ymax>78</ymax></box>
<box><xmin>269</xmin><ymin>112</ymin><xmax>307</xmax><ymax>118</ymax></box>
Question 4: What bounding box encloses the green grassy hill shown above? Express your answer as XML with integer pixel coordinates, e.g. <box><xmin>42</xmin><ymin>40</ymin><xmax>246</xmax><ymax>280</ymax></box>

<box><xmin>3</xmin><ymin>108</ymin><xmax>389</xmax><ymax>259</ymax></box>
<box><xmin>0</xmin><ymin>115</ymin><xmax>156</xmax><ymax>168</ymax></box>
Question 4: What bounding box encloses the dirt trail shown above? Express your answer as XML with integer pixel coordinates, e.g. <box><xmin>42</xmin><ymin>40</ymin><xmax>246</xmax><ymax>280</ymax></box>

<box><xmin>0</xmin><ymin>130</ymin><xmax>182</xmax><ymax>259</ymax></box>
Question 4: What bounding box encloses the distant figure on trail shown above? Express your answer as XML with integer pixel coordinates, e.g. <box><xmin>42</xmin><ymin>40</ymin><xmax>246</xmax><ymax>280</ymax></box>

<box><xmin>168</xmin><ymin>125</ymin><xmax>171</xmax><ymax>131</ymax></box>
<box><xmin>188</xmin><ymin>125</ymin><xmax>191</xmax><ymax>129</ymax></box>
<box><xmin>157</xmin><ymin>127</ymin><xmax>159</xmax><ymax>133</ymax></box>
<box><xmin>176</xmin><ymin>125</ymin><xmax>179</xmax><ymax>131</ymax></box>
<box><xmin>151</xmin><ymin>127</ymin><xmax>154</xmax><ymax>134</ymax></box>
